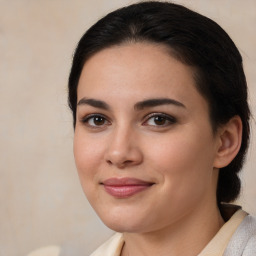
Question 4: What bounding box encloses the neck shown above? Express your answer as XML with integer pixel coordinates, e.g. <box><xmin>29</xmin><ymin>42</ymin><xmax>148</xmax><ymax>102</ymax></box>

<box><xmin>121</xmin><ymin>202</ymin><xmax>224</xmax><ymax>256</ymax></box>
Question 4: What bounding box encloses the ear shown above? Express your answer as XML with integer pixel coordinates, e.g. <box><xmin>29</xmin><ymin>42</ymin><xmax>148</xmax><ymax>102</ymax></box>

<box><xmin>213</xmin><ymin>116</ymin><xmax>242</xmax><ymax>168</ymax></box>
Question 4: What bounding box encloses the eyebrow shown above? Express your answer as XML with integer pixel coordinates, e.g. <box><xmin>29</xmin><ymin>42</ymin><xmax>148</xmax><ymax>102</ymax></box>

<box><xmin>77</xmin><ymin>97</ymin><xmax>186</xmax><ymax>110</ymax></box>
<box><xmin>134</xmin><ymin>98</ymin><xmax>186</xmax><ymax>110</ymax></box>
<box><xmin>77</xmin><ymin>98</ymin><xmax>110</xmax><ymax>110</ymax></box>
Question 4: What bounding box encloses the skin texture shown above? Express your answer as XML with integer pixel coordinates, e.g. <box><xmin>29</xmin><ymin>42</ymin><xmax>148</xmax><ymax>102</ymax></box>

<box><xmin>74</xmin><ymin>43</ymin><xmax>242</xmax><ymax>255</ymax></box>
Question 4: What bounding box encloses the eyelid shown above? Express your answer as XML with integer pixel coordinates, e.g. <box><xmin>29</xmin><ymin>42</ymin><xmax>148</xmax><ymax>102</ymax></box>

<box><xmin>80</xmin><ymin>113</ymin><xmax>111</xmax><ymax>127</ymax></box>
<box><xmin>142</xmin><ymin>112</ymin><xmax>177</xmax><ymax>126</ymax></box>
<box><xmin>79</xmin><ymin>112</ymin><xmax>176</xmax><ymax>128</ymax></box>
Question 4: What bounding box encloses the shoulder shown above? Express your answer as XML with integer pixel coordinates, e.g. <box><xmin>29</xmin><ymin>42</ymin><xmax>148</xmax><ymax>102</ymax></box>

<box><xmin>27</xmin><ymin>246</ymin><xmax>61</xmax><ymax>256</ymax></box>
<box><xmin>224</xmin><ymin>214</ymin><xmax>256</xmax><ymax>256</ymax></box>
<box><xmin>90</xmin><ymin>233</ymin><xmax>124</xmax><ymax>256</ymax></box>
<box><xmin>243</xmin><ymin>216</ymin><xmax>256</xmax><ymax>255</ymax></box>
<box><xmin>26</xmin><ymin>234</ymin><xmax>123</xmax><ymax>256</ymax></box>
<box><xmin>243</xmin><ymin>236</ymin><xmax>256</xmax><ymax>255</ymax></box>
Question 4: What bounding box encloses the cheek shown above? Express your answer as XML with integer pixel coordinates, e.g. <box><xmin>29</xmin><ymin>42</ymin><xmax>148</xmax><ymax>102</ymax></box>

<box><xmin>148</xmin><ymin>135</ymin><xmax>206</xmax><ymax>169</ymax></box>
<box><xmin>73</xmin><ymin>130</ymin><xmax>105</xmax><ymax>186</ymax></box>
<box><xmin>146</xmin><ymin>131</ymin><xmax>215</xmax><ymax>192</ymax></box>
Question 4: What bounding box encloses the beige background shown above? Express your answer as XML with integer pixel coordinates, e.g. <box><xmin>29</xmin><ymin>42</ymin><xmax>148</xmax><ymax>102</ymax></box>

<box><xmin>0</xmin><ymin>0</ymin><xmax>255</xmax><ymax>255</ymax></box>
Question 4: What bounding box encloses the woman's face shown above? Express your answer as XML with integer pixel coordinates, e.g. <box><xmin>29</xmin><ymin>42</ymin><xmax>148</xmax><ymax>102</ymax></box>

<box><xmin>74</xmin><ymin>43</ymin><xmax>221</xmax><ymax>233</ymax></box>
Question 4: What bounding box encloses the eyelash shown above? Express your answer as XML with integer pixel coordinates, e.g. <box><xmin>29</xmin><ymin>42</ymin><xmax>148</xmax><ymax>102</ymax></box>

<box><xmin>80</xmin><ymin>113</ymin><xmax>176</xmax><ymax>129</ymax></box>
<box><xmin>142</xmin><ymin>113</ymin><xmax>177</xmax><ymax>127</ymax></box>
<box><xmin>80</xmin><ymin>114</ymin><xmax>111</xmax><ymax>129</ymax></box>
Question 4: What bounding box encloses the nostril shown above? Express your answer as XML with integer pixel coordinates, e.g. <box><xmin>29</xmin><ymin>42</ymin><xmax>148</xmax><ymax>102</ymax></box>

<box><xmin>106</xmin><ymin>160</ymin><xmax>112</xmax><ymax>165</ymax></box>
<box><xmin>106</xmin><ymin>159</ymin><xmax>134</xmax><ymax>168</ymax></box>
<box><xmin>123</xmin><ymin>160</ymin><xmax>133</xmax><ymax>165</ymax></box>
<box><xmin>117</xmin><ymin>160</ymin><xmax>134</xmax><ymax>169</ymax></box>
<box><xmin>104</xmin><ymin>146</ymin><xmax>143</xmax><ymax>168</ymax></box>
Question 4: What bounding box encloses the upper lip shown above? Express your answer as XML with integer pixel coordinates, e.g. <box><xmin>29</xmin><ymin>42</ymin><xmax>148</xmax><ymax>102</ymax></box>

<box><xmin>101</xmin><ymin>177</ymin><xmax>155</xmax><ymax>186</ymax></box>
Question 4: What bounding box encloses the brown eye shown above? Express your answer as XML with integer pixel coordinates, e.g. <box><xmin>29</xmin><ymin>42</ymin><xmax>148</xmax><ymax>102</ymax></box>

<box><xmin>143</xmin><ymin>113</ymin><xmax>176</xmax><ymax>127</ymax></box>
<box><xmin>82</xmin><ymin>114</ymin><xmax>110</xmax><ymax>128</ymax></box>
<box><xmin>153</xmin><ymin>116</ymin><xmax>166</xmax><ymax>125</ymax></box>
<box><xmin>93</xmin><ymin>116</ymin><xmax>105</xmax><ymax>126</ymax></box>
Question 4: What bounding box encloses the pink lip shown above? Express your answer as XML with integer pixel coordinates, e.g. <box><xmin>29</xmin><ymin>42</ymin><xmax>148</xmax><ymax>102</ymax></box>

<box><xmin>102</xmin><ymin>178</ymin><xmax>154</xmax><ymax>198</ymax></box>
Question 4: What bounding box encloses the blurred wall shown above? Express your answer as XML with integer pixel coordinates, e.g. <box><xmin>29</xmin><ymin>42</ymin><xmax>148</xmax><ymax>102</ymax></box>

<box><xmin>0</xmin><ymin>0</ymin><xmax>255</xmax><ymax>255</ymax></box>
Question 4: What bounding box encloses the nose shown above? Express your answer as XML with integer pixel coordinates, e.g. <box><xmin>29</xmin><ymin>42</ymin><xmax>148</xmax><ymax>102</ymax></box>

<box><xmin>104</xmin><ymin>126</ymin><xmax>143</xmax><ymax>169</ymax></box>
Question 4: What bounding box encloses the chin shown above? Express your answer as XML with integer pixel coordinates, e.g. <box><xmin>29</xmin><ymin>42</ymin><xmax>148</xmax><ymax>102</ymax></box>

<box><xmin>97</xmin><ymin>208</ymin><xmax>146</xmax><ymax>233</ymax></box>
<box><xmin>104</xmin><ymin>220</ymin><xmax>143</xmax><ymax>233</ymax></box>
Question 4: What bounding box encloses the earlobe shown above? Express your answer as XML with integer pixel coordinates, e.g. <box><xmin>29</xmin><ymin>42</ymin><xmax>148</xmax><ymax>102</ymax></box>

<box><xmin>213</xmin><ymin>116</ymin><xmax>242</xmax><ymax>168</ymax></box>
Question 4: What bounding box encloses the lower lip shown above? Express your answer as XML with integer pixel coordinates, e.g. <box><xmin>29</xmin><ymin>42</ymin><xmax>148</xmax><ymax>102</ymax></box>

<box><xmin>103</xmin><ymin>184</ymin><xmax>152</xmax><ymax>198</ymax></box>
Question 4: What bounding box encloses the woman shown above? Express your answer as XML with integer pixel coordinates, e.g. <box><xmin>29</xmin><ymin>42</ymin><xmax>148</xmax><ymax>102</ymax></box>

<box><xmin>67</xmin><ymin>1</ymin><xmax>256</xmax><ymax>256</ymax></box>
<box><xmin>28</xmin><ymin>1</ymin><xmax>255</xmax><ymax>256</ymax></box>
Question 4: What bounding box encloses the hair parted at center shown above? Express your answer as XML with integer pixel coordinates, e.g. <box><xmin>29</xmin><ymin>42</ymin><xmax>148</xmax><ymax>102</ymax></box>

<box><xmin>68</xmin><ymin>1</ymin><xmax>250</xmax><ymax>204</ymax></box>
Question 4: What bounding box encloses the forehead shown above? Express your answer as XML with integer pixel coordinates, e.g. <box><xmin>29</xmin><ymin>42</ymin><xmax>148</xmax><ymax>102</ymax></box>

<box><xmin>77</xmin><ymin>42</ymin><xmax>208</xmax><ymax>112</ymax></box>
<box><xmin>79</xmin><ymin>43</ymin><xmax>192</xmax><ymax>89</ymax></box>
